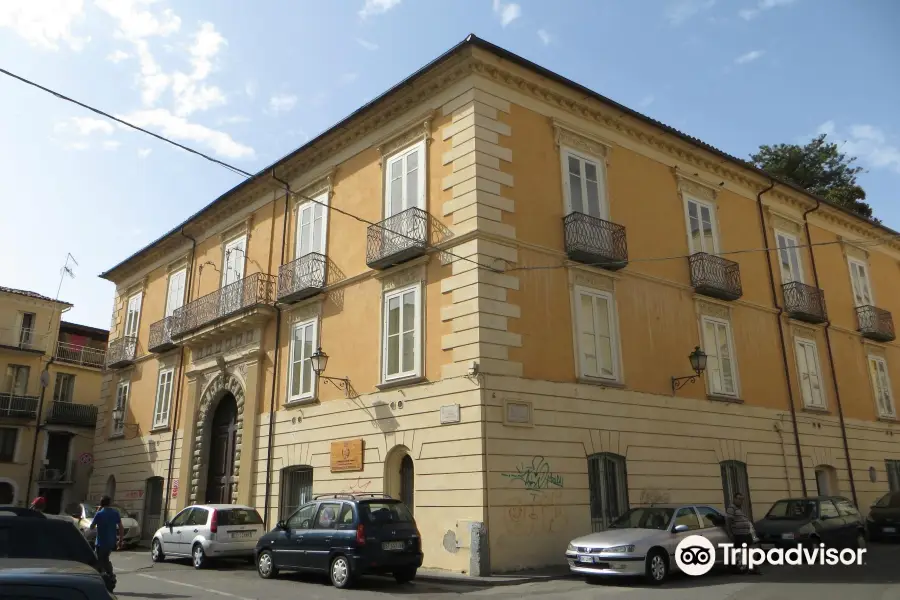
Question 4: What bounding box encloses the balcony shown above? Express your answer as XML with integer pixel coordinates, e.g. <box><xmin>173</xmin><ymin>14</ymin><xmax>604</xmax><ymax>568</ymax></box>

<box><xmin>172</xmin><ymin>272</ymin><xmax>276</xmax><ymax>340</ymax></box>
<box><xmin>689</xmin><ymin>252</ymin><xmax>743</xmax><ymax>301</ymax></box>
<box><xmin>0</xmin><ymin>394</ymin><xmax>38</xmax><ymax>419</ymax></box>
<box><xmin>54</xmin><ymin>341</ymin><xmax>106</xmax><ymax>369</ymax></box>
<box><xmin>857</xmin><ymin>305</ymin><xmax>896</xmax><ymax>342</ymax></box>
<box><xmin>278</xmin><ymin>252</ymin><xmax>327</xmax><ymax>304</ymax></box>
<box><xmin>366</xmin><ymin>207</ymin><xmax>429</xmax><ymax>270</ymax></box>
<box><xmin>37</xmin><ymin>460</ymin><xmax>77</xmax><ymax>484</ymax></box>
<box><xmin>0</xmin><ymin>327</ymin><xmax>49</xmax><ymax>354</ymax></box>
<box><xmin>563</xmin><ymin>212</ymin><xmax>628</xmax><ymax>271</ymax></box>
<box><xmin>148</xmin><ymin>316</ymin><xmax>178</xmax><ymax>353</ymax></box>
<box><xmin>106</xmin><ymin>336</ymin><xmax>138</xmax><ymax>369</ymax></box>
<box><xmin>783</xmin><ymin>281</ymin><xmax>827</xmax><ymax>324</ymax></box>
<box><xmin>46</xmin><ymin>401</ymin><xmax>98</xmax><ymax>428</ymax></box>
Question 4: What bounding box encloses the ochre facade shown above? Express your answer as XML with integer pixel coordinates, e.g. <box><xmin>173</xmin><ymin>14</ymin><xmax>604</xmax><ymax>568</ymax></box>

<box><xmin>90</xmin><ymin>39</ymin><xmax>900</xmax><ymax>574</ymax></box>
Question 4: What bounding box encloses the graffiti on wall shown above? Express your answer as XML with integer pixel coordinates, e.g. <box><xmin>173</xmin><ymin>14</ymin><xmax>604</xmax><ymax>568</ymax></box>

<box><xmin>505</xmin><ymin>490</ymin><xmax>568</xmax><ymax>535</ymax></box>
<box><xmin>502</xmin><ymin>456</ymin><xmax>563</xmax><ymax>499</ymax></box>
<box><xmin>340</xmin><ymin>477</ymin><xmax>372</xmax><ymax>495</ymax></box>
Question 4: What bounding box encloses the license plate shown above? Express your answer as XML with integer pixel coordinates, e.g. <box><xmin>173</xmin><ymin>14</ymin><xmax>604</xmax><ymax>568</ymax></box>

<box><xmin>578</xmin><ymin>555</ymin><xmax>593</xmax><ymax>563</ymax></box>
<box><xmin>884</xmin><ymin>527</ymin><xmax>896</xmax><ymax>533</ymax></box>
<box><xmin>231</xmin><ymin>531</ymin><xmax>254</xmax><ymax>539</ymax></box>
<box><xmin>382</xmin><ymin>541</ymin><xmax>405</xmax><ymax>551</ymax></box>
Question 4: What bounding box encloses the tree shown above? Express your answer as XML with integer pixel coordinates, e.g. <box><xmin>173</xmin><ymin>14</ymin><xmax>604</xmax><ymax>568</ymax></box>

<box><xmin>749</xmin><ymin>134</ymin><xmax>877</xmax><ymax>222</ymax></box>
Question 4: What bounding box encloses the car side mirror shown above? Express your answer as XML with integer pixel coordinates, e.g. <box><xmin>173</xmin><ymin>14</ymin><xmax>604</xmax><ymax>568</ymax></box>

<box><xmin>276</xmin><ymin>520</ymin><xmax>287</xmax><ymax>530</ymax></box>
<box><xmin>673</xmin><ymin>524</ymin><xmax>689</xmax><ymax>533</ymax></box>
<box><xmin>164</xmin><ymin>520</ymin><xmax>171</xmax><ymax>528</ymax></box>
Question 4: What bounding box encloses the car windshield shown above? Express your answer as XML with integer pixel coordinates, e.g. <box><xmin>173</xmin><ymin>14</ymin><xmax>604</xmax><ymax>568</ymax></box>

<box><xmin>0</xmin><ymin>521</ymin><xmax>97</xmax><ymax>566</ymax></box>
<box><xmin>607</xmin><ymin>508</ymin><xmax>675</xmax><ymax>530</ymax></box>
<box><xmin>874</xmin><ymin>493</ymin><xmax>900</xmax><ymax>508</ymax></box>
<box><xmin>218</xmin><ymin>508</ymin><xmax>264</xmax><ymax>525</ymax></box>
<box><xmin>83</xmin><ymin>505</ymin><xmax>127</xmax><ymax>519</ymax></box>
<box><xmin>360</xmin><ymin>501</ymin><xmax>413</xmax><ymax>524</ymax></box>
<box><xmin>765</xmin><ymin>499</ymin><xmax>817</xmax><ymax>520</ymax></box>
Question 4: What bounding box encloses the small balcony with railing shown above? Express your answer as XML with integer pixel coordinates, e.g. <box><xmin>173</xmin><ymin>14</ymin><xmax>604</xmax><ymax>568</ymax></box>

<box><xmin>278</xmin><ymin>252</ymin><xmax>327</xmax><ymax>304</ymax></box>
<box><xmin>366</xmin><ymin>207</ymin><xmax>429</xmax><ymax>270</ymax></box>
<box><xmin>148</xmin><ymin>316</ymin><xmax>179</xmax><ymax>353</ymax></box>
<box><xmin>689</xmin><ymin>252</ymin><xmax>743</xmax><ymax>301</ymax></box>
<box><xmin>783</xmin><ymin>281</ymin><xmax>827</xmax><ymax>324</ymax></box>
<box><xmin>857</xmin><ymin>305</ymin><xmax>896</xmax><ymax>342</ymax></box>
<box><xmin>106</xmin><ymin>336</ymin><xmax>138</xmax><ymax>369</ymax></box>
<box><xmin>563</xmin><ymin>212</ymin><xmax>628</xmax><ymax>271</ymax></box>
<box><xmin>0</xmin><ymin>393</ymin><xmax>38</xmax><ymax>419</ymax></box>
<box><xmin>37</xmin><ymin>460</ymin><xmax>77</xmax><ymax>484</ymax></box>
<box><xmin>0</xmin><ymin>327</ymin><xmax>49</xmax><ymax>354</ymax></box>
<box><xmin>45</xmin><ymin>401</ymin><xmax>99</xmax><ymax>428</ymax></box>
<box><xmin>171</xmin><ymin>272</ymin><xmax>277</xmax><ymax>343</ymax></box>
<box><xmin>54</xmin><ymin>341</ymin><xmax>106</xmax><ymax>369</ymax></box>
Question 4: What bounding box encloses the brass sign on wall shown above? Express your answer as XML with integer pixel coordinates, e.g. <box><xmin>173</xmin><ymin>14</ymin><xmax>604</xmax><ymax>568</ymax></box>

<box><xmin>330</xmin><ymin>439</ymin><xmax>364</xmax><ymax>472</ymax></box>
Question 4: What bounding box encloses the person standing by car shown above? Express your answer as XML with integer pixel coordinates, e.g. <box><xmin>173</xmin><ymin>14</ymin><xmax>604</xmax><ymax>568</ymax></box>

<box><xmin>29</xmin><ymin>497</ymin><xmax>46</xmax><ymax>513</ymax></box>
<box><xmin>90</xmin><ymin>496</ymin><xmax>124</xmax><ymax>585</ymax></box>
<box><xmin>726</xmin><ymin>492</ymin><xmax>762</xmax><ymax>575</ymax></box>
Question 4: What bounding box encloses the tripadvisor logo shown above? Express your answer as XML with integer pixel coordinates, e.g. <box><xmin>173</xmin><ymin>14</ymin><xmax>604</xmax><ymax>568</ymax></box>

<box><xmin>674</xmin><ymin>535</ymin><xmax>866</xmax><ymax>575</ymax></box>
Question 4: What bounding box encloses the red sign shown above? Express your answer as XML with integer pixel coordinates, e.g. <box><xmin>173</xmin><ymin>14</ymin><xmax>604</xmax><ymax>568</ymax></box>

<box><xmin>171</xmin><ymin>479</ymin><xmax>179</xmax><ymax>498</ymax></box>
<box><xmin>122</xmin><ymin>490</ymin><xmax>144</xmax><ymax>500</ymax></box>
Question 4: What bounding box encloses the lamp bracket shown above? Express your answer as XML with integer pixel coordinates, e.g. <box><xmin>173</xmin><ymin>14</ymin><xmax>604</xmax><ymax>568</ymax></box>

<box><xmin>319</xmin><ymin>375</ymin><xmax>351</xmax><ymax>398</ymax></box>
<box><xmin>671</xmin><ymin>374</ymin><xmax>700</xmax><ymax>393</ymax></box>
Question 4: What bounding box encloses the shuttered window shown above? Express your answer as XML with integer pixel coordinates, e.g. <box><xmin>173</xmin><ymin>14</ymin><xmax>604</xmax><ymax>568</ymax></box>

<box><xmin>795</xmin><ymin>338</ymin><xmax>825</xmax><ymax>409</ymax></box>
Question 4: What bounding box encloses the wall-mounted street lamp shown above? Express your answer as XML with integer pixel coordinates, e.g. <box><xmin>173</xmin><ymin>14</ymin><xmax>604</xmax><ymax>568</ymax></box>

<box><xmin>671</xmin><ymin>346</ymin><xmax>708</xmax><ymax>393</ymax></box>
<box><xmin>309</xmin><ymin>347</ymin><xmax>351</xmax><ymax>398</ymax></box>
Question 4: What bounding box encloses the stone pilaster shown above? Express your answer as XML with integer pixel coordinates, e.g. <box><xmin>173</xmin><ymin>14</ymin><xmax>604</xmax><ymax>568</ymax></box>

<box><xmin>236</xmin><ymin>360</ymin><xmax>261</xmax><ymax>507</ymax></box>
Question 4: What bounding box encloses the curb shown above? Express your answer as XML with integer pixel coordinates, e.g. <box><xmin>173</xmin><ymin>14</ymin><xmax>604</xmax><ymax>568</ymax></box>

<box><xmin>415</xmin><ymin>571</ymin><xmax>573</xmax><ymax>587</ymax></box>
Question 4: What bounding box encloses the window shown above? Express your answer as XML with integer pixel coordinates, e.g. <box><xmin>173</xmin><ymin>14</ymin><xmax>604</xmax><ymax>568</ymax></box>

<box><xmin>587</xmin><ymin>452</ymin><xmax>629</xmax><ymax>532</ymax></box>
<box><xmin>288</xmin><ymin>319</ymin><xmax>317</xmax><ymax>403</ymax></box>
<box><xmin>218</xmin><ymin>508</ymin><xmax>263</xmax><ymax>526</ymax></box>
<box><xmin>111</xmin><ymin>380</ymin><xmax>129</xmax><ymax>436</ymax></box>
<box><xmin>0</xmin><ymin>427</ymin><xmax>17</xmax><ymax>462</ymax></box>
<box><xmin>673</xmin><ymin>507</ymin><xmax>700</xmax><ymax>531</ymax></box>
<box><xmin>574</xmin><ymin>288</ymin><xmax>620</xmax><ymax>381</ymax></box>
<box><xmin>684</xmin><ymin>197</ymin><xmax>718</xmax><ymax>255</ymax></box>
<box><xmin>153</xmin><ymin>368</ymin><xmax>174</xmax><ymax>429</ymax></box>
<box><xmin>835</xmin><ymin>499</ymin><xmax>859</xmax><ymax>518</ymax></box>
<box><xmin>382</xmin><ymin>284</ymin><xmax>422</xmax><ymax>382</ymax></box>
<box><xmin>223</xmin><ymin>235</ymin><xmax>247</xmax><ymax>288</ymax></box>
<box><xmin>338</xmin><ymin>504</ymin><xmax>354</xmax><ymax>525</ymax></box>
<box><xmin>296</xmin><ymin>192</ymin><xmax>328</xmax><ymax>258</ymax></box>
<box><xmin>721</xmin><ymin>460</ymin><xmax>752</xmax><ymax>520</ymax></box>
<box><xmin>53</xmin><ymin>373</ymin><xmax>75</xmax><ymax>403</ymax></box>
<box><xmin>384</xmin><ymin>141</ymin><xmax>425</xmax><ymax>217</ymax></box>
<box><xmin>795</xmin><ymin>338</ymin><xmax>825</xmax><ymax>409</ymax></box>
<box><xmin>124</xmin><ymin>293</ymin><xmax>142</xmax><ymax>339</ymax></box>
<box><xmin>169</xmin><ymin>508</ymin><xmax>191</xmax><ymax>527</ymax></box>
<box><xmin>697</xmin><ymin>506</ymin><xmax>725</xmax><ymax>529</ymax></box>
<box><xmin>165</xmin><ymin>269</ymin><xmax>186</xmax><ymax>318</ymax></box>
<box><xmin>868</xmin><ymin>355</ymin><xmax>896</xmax><ymax>418</ymax></box>
<box><xmin>280</xmin><ymin>466</ymin><xmax>313</xmax><ymax>519</ymax></box>
<box><xmin>19</xmin><ymin>312</ymin><xmax>35</xmax><ymax>348</ymax></box>
<box><xmin>848</xmin><ymin>258</ymin><xmax>873</xmax><ymax>307</ymax></box>
<box><xmin>287</xmin><ymin>503</ymin><xmax>317</xmax><ymax>529</ymax></box>
<box><xmin>562</xmin><ymin>149</ymin><xmax>607</xmax><ymax>218</ymax></box>
<box><xmin>775</xmin><ymin>231</ymin><xmax>804</xmax><ymax>284</ymax></box>
<box><xmin>701</xmin><ymin>316</ymin><xmax>738</xmax><ymax>397</ymax></box>
<box><xmin>314</xmin><ymin>502</ymin><xmax>342</xmax><ymax>529</ymax></box>
<box><xmin>818</xmin><ymin>500</ymin><xmax>839</xmax><ymax>520</ymax></box>
<box><xmin>886</xmin><ymin>460</ymin><xmax>900</xmax><ymax>492</ymax></box>
<box><xmin>5</xmin><ymin>365</ymin><xmax>29</xmax><ymax>396</ymax></box>
<box><xmin>186</xmin><ymin>507</ymin><xmax>208</xmax><ymax>526</ymax></box>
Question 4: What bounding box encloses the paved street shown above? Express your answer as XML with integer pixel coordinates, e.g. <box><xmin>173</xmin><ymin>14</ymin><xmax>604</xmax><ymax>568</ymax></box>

<box><xmin>111</xmin><ymin>543</ymin><xmax>900</xmax><ymax>600</ymax></box>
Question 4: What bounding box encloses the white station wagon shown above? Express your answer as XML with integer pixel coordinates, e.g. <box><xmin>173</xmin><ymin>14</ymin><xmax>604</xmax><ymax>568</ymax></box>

<box><xmin>150</xmin><ymin>504</ymin><xmax>265</xmax><ymax>569</ymax></box>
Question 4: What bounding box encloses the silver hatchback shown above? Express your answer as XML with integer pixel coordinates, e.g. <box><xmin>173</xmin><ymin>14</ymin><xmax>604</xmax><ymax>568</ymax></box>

<box><xmin>150</xmin><ymin>504</ymin><xmax>265</xmax><ymax>569</ymax></box>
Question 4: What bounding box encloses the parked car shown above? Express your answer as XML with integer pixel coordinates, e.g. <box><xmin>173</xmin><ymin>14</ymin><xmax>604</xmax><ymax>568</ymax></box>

<box><xmin>564</xmin><ymin>504</ymin><xmax>730</xmax><ymax>585</ymax></box>
<box><xmin>150</xmin><ymin>504</ymin><xmax>265</xmax><ymax>569</ymax></box>
<box><xmin>866</xmin><ymin>491</ymin><xmax>900</xmax><ymax>541</ymax></box>
<box><xmin>0</xmin><ymin>559</ymin><xmax>115</xmax><ymax>600</ymax></box>
<box><xmin>754</xmin><ymin>496</ymin><xmax>866</xmax><ymax>549</ymax></box>
<box><xmin>0</xmin><ymin>506</ymin><xmax>116</xmax><ymax>592</ymax></box>
<box><xmin>58</xmin><ymin>502</ymin><xmax>142</xmax><ymax>548</ymax></box>
<box><xmin>254</xmin><ymin>494</ymin><xmax>423</xmax><ymax>589</ymax></box>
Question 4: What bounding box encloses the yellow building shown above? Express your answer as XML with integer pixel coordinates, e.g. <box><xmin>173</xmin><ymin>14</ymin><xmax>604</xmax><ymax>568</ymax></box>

<box><xmin>90</xmin><ymin>35</ymin><xmax>900</xmax><ymax>573</ymax></box>
<box><xmin>0</xmin><ymin>286</ymin><xmax>108</xmax><ymax>513</ymax></box>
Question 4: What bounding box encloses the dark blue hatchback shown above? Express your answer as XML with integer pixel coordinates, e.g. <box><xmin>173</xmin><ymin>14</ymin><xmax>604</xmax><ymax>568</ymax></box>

<box><xmin>254</xmin><ymin>494</ymin><xmax>423</xmax><ymax>589</ymax></box>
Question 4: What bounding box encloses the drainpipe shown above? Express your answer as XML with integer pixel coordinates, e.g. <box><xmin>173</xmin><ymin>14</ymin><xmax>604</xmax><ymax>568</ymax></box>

<box><xmin>802</xmin><ymin>200</ymin><xmax>858</xmax><ymax>506</ymax></box>
<box><xmin>756</xmin><ymin>181</ymin><xmax>808</xmax><ymax>496</ymax></box>
<box><xmin>25</xmin><ymin>357</ymin><xmax>54</xmax><ymax>503</ymax></box>
<box><xmin>262</xmin><ymin>169</ymin><xmax>290</xmax><ymax>529</ymax></box>
<box><xmin>163</xmin><ymin>227</ymin><xmax>197</xmax><ymax>517</ymax></box>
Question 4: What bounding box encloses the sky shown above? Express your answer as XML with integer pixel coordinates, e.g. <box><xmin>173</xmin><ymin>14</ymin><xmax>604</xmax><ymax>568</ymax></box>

<box><xmin>0</xmin><ymin>0</ymin><xmax>898</xmax><ymax>330</ymax></box>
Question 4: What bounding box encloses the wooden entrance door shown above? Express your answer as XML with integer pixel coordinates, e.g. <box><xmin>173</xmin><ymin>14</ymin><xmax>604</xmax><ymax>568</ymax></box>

<box><xmin>205</xmin><ymin>394</ymin><xmax>237</xmax><ymax>504</ymax></box>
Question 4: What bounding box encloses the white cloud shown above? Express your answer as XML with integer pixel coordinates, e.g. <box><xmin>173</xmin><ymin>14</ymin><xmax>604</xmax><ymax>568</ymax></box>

<box><xmin>340</xmin><ymin>72</ymin><xmax>359</xmax><ymax>85</ymax></box>
<box><xmin>537</xmin><ymin>29</ymin><xmax>551</xmax><ymax>45</ymax></box>
<box><xmin>639</xmin><ymin>95</ymin><xmax>655</xmax><ymax>108</ymax></box>
<box><xmin>739</xmin><ymin>0</ymin><xmax>797</xmax><ymax>20</ymax></box>
<box><xmin>665</xmin><ymin>0</ymin><xmax>716</xmax><ymax>25</ymax></box>
<box><xmin>67</xmin><ymin>141</ymin><xmax>91</xmax><ymax>151</ymax></box>
<box><xmin>55</xmin><ymin>116</ymin><xmax>116</xmax><ymax>136</ymax></box>
<box><xmin>95</xmin><ymin>0</ymin><xmax>181</xmax><ymax>40</ymax></box>
<box><xmin>0</xmin><ymin>0</ymin><xmax>90</xmax><ymax>50</ymax></box>
<box><xmin>735</xmin><ymin>49</ymin><xmax>764</xmax><ymax>64</ymax></box>
<box><xmin>219</xmin><ymin>115</ymin><xmax>250</xmax><ymax>125</ymax></box>
<box><xmin>817</xmin><ymin>121</ymin><xmax>900</xmax><ymax>175</ymax></box>
<box><xmin>120</xmin><ymin>108</ymin><xmax>254</xmax><ymax>159</ymax></box>
<box><xmin>137</xmin><ymin>147</ymin><xmax>152</xmax><ymax>158</ymax></box>
<box><xmin>355</xmin><ymin>37</ymin><xmax>378</xmax><ymax>51</ymax></box>
<box><xmin>268</xmin><ymin>93</ymin><xmax>298</xmax><ymax>113</ymax></box>
<box><xmin>106</xmin><ymin>49</ymin><xmax>131</xmax><ymax>63</ymax></box>
<box><xmin>358</xmin><ymin>0</ymin><xmax>401</xmax><ymax>18</ymax></box>
<box><xmin>102</xmin><ymin>140</ymin><xmax>121</xmax><ymax>150</ymax></box>
<box><xmin>493</xmin><ymin>0</ymin><xmax>521</xmax><ymax>27</ymax></box>
<box><xmin>245</xmin><ymin>81</ymin><xmax>257</xmax><ymax>98</ymax></box>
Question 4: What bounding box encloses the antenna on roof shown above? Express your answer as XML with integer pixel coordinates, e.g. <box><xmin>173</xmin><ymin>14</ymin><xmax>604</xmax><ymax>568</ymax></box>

<box><xmin>56</xmin><ymin>253</ymin><xmax>78</xmax><ymax>300</ymax></box>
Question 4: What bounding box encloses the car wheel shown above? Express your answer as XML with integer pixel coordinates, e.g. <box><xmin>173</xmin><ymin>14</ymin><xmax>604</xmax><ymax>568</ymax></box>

<box><xmin>645</xmin><ymin>549</ymin><xmax>668</xmax><ymax>585</ymax></box>
<box><xmin>192</xmin><ymin>544</ymin><xmax>207</xmax><ymax>569</ymax></box>
<box><xmin>330</xmin><ymin>555</ymin><xmax>354</xmax><ymax>589</ymax></box>
<box><xmin>151</xmin><ymin>539</ymin><xmax>165</xmax><ymax>563</ymax></box>
<box><xmin>393</xmin><ymin>567</ymin><xmax>417</xmax><ymax>584</ymax></box>
<box><xmin>257</xmin><ymin>550</ymin><xmax>278</xmax><ymax>579</ymax></box>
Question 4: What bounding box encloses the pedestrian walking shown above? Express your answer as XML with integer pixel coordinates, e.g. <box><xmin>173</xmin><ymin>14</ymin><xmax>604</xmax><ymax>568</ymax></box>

<box><xmin>29</xmin><ymin>497</ymin><xmax>46</xmax><ymax>513</ymax></box>
<box><xmin>726</xmin><ymin>491</ymin><xmax>762</xmax><ymax>574</ymax></box>
<box><xmin>90</xmin><ymin>496</ymin><xmax>124</xmax><ymax>588</ymax></box>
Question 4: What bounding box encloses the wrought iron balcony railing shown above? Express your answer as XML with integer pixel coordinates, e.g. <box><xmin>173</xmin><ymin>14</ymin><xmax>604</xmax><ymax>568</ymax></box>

<box><xmin>278</xmin><ymin>252</ymin><xmax>327</xmax><ymax>304</ymax></box>
<box><xmin>563</xmin><ymin>211</ymin><xmax>628</xmax><ymax>270</ymax></box>
<box><xmin>0</xmin><ymin>393</ymin><xmax>38</xmax><ymax>419</ymax></box>
<box><xmin>366</xmin><ymin>207</ymin><xmax>429</xmax><ymax>270</ymax></box>
<box><xmin>689</xmin><ymin>252</ymin><xmax>743</xmax><ymax>301</ymax></box>
<box><xmin>38</xmin><ymin>460</ymin><xmax>77</xmax><ymax>484</ymax></box>
<box><xmin>857</xmin><ymin>305</ymin><xmax>896</xmax><ymax>342</ymax></box>
<box><xmin>172</xmin><ymin>272</ymin><xmax>277</xmax><ymax>337</ymax></box>
<box><xmin>148</xmin><ymin>316</ymin><xmax>178</xmax><ymax>353</ymax></box>
<box><xmin>106</xmin><ymin>336</ymin><xmax>138</xmax><ymax>369</ymax></box>
<box><xmin>54</xmin><ymin>341</ymin><xmax>107</xmax><ymax>369</ymax></box>
<box><xmin>46</xmin><ymin>401</ymin><xmax>99</xmax><ymax>428</ymax></box>
<box><xmin>783</xmin><ymin>281</ymin><xmax>827</xmax><ymax>324</ymax></box>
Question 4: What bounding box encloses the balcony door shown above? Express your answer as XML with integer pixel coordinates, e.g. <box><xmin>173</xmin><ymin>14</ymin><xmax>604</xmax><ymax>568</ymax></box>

<box><xmin>775</xmin><ymin>231</ymin><xmax>803</xmax><ymax>284</ymax></box>
<box><xmin>220</xmin><ymin>236</ymin><xmax>247</xmax><ymax>317</ymax></box>
<box><xmin>164</xmin><ymin>269</ymin><xmax>186</xmax><ymax>339</ymax></box>
<box><xmin>19</xmin><ymin>312</ymin><xmax>35</xmax><ymax>349</ymax></box>
<box><xmin>124</xmin><ymin>294</ymin><xmax>141</xmax><ymax>358</ymax></box>
<box><xmin>296</xmin><ymin>195</ymin><xmax>327</xmax><ymax>258</ymax></box>
<box><xmin>383</xmin><ymin>142</ymin><xmax>425</xmax><ymax>250</ymax></box>
<box><xmin>849</xmin><ymin>258</ymin><xmax>873</xmax><ymax>308</ymax></box>
<box><xmin>563</xmin><ymin>149</ymin><xmax>608</xmax><ymax>220</ymax></box>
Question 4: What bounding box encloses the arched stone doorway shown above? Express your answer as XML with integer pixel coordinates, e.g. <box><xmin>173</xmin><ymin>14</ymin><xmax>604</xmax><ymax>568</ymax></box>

<box><xmin>384</xmin><ymin>446</ymin><xmax>415</xmax><ymax>515</ymax></box>
<box><xmin>206</xmin><ymin>394</ymin><xmax>238</xmax><ymax>503</ymax></box>
<box><xmin>190</xmin><ymin>373</ymin><xmax>246</xmax><ymax>505</ymax></box>
<box><xmin>105</xmin><ymin>475</ymin><xmax>116</xmax><ymax>501</ymax></box>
